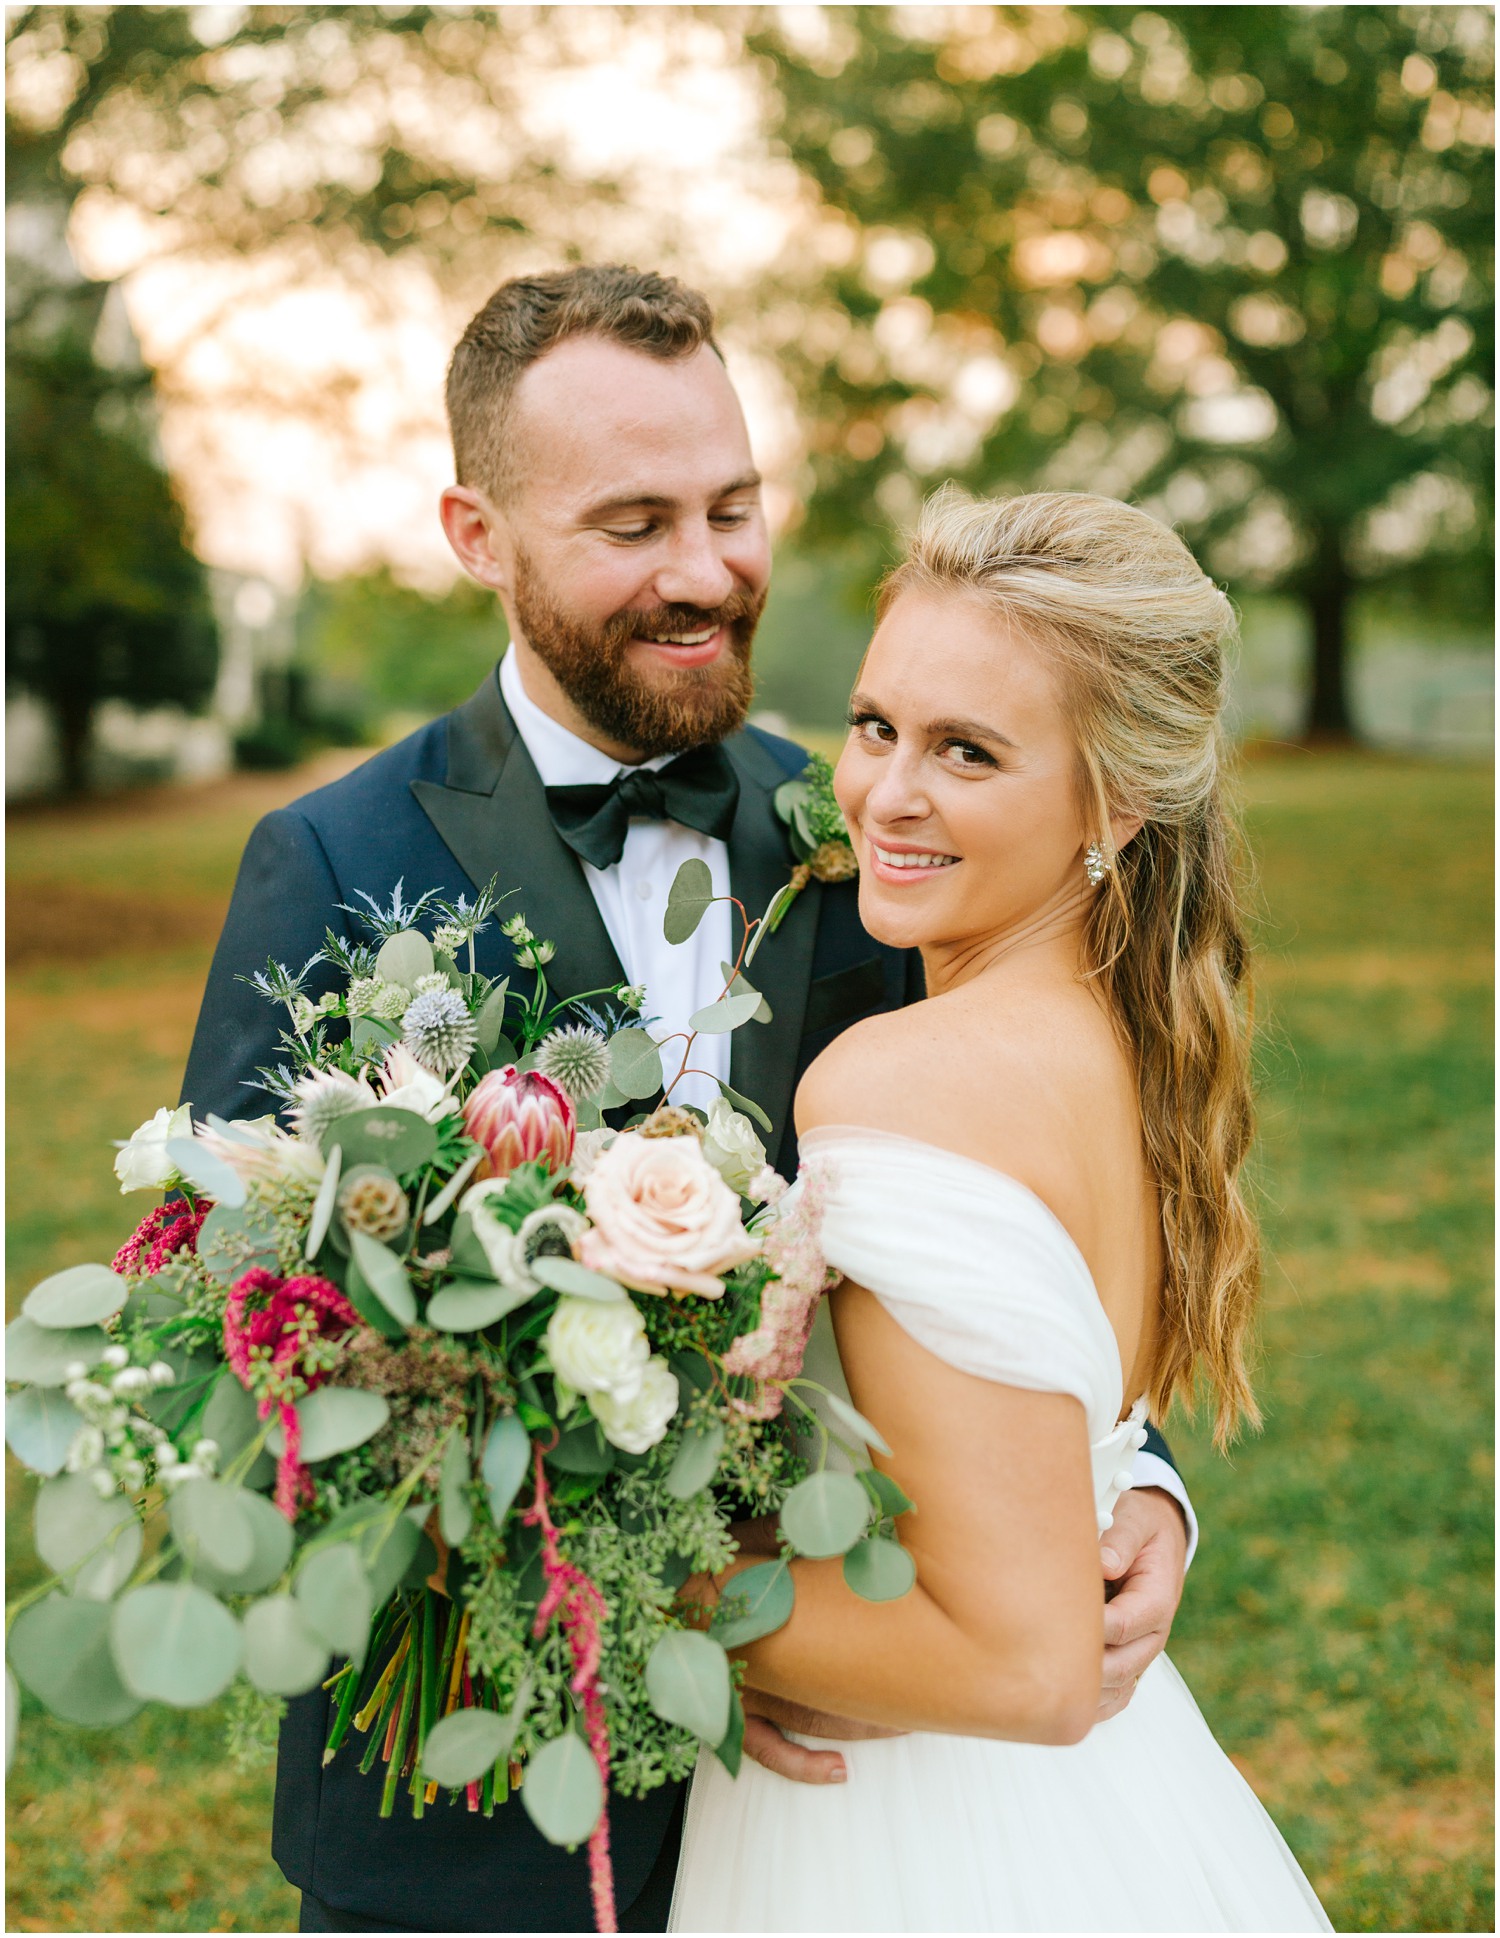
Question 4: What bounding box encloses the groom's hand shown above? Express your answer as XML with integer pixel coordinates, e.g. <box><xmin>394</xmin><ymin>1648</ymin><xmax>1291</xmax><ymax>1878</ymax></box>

<box><xmin>742</xmin><ymin>1691</ymin><xmax>905</xmax><ymax>1785</ymax></box>
<box><xmin>1098</xmin><ymin>1486</ymin><xmax>1188</xmax><ymax>1720</ymax></box>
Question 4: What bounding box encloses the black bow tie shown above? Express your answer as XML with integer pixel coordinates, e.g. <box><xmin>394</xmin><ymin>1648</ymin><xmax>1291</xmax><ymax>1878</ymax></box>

<box><xmin>544</xmin><ymin>744</ymin><xmax>740</xmax><ymax>871</ymax></box>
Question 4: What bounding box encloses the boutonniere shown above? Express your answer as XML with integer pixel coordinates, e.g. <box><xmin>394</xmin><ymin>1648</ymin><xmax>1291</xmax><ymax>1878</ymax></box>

<box><xmin>765</xmin><ymin>753</ymin><xmax>858</xmax><ymax>935</ymax></box>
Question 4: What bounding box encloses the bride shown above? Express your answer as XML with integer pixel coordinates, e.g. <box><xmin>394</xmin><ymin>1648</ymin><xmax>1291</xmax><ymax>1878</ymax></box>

<box><xmin>670</xmin><ymin>489</ymin><xmax>1330</xmax><ymax>1932</ymax></box>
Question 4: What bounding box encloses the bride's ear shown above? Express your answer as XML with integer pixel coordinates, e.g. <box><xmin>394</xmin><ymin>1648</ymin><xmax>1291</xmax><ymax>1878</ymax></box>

<box><xmin>1108</xmin><ymin>811</ymin><xmax>1145</xmax><ymax>856</ymax></box>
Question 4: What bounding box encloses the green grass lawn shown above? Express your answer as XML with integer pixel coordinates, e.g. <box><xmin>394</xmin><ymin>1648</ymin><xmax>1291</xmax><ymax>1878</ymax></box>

<box><xmin>6</xmin><ymin>750</ymin><xmax>1493</xmax><ymax>1932</ymax></box>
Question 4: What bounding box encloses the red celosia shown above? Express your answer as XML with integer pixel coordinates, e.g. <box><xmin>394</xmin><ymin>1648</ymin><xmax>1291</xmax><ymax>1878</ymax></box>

<box><xmin>523</xmin><ymin>1447</ymin><xmax>616</xmax><ymax>1933</ymax></box>
<box><xmin>112</xmin><ymin>1200</ymin><xmax>210</xmax><ymax>1277</ymax></box>
<box><xmin>222</xmin><ymin>1268</ymin><xmax>359</xmax><ymax>1519</ymax></box>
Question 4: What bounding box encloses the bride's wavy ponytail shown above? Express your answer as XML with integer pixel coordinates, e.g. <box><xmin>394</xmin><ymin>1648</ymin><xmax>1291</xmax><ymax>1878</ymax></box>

<box><xmin>882</xmin><ymin>488</ymin><xmax>1259</xmax><ymax>1447</ymax></box>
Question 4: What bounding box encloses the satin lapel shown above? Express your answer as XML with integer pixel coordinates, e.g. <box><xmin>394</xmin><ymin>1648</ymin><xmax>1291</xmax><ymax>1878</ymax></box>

<box><xmin>723</xmin><ymin>730</ymin><xmax>821</xmax><ymax>1154</ymax></box>
<box><xmin>409</xmin><ymin>671</ymin><xmax>627</xmax><ymax>1004</ymax></box>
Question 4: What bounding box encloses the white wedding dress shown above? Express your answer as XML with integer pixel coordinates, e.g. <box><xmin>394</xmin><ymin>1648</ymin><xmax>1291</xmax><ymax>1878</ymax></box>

<box><xmin>670</xmin><ymin>1128</ymin><xmax>1330</xmax><ymax>1933</ymax></box>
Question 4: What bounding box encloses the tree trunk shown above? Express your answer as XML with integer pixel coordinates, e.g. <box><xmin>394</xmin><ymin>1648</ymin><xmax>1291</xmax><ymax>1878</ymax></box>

<box><xmin>54</xmin><ymin>688</ymin><xmax>94</xmax><ymax>795</ymax></box>
<box><xmin>1302</xmin><ymin>528</ymin><xmax>1356</xmax><ymax>743</ymax></box>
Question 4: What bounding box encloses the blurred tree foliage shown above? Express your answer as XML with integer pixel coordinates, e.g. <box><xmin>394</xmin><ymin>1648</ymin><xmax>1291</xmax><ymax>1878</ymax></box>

<box><xmin>750</xmin><ymin>4</ymin><xmax>1494</xmax><ymax>739</ymax></box>
<box><xmin>298</xmin><ymin>567</ymin><xmax>505</xmax><ymax>723</ymax></box>
<box><xmin>6</xmin><ymin>275</ymin><xmax>217</xmax><ymax>792</ymax></box>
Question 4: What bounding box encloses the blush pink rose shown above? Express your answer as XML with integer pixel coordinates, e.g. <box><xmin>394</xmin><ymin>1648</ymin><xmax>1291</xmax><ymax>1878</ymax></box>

<box><xmin>579</xmin><ymin>1131</ymin><xmax>760</xmax><ymax>1298</ymax></box>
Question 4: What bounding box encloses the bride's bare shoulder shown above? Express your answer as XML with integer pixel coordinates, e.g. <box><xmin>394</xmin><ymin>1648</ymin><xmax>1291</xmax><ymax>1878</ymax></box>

<box><xmin>794</xmin><ymin>983</ymin><xmax>1129</xmax><ymax>1190</ymax></box>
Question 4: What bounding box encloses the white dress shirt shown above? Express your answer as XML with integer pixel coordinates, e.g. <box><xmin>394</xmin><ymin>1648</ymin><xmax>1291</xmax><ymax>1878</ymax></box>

<box><xmin>501</xmin><ymin>649</ymin><xmax>732</xmax><ymax>1115</ymax></box>
<box><xmin>500</xmin><ymin>649</ymin><xmax>1198</xmax><ymax>1559</ymax></box>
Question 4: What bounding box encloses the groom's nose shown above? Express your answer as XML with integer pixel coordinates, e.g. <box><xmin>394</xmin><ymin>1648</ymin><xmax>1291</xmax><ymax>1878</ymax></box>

<box><xmin>651</xmin><ymin>519</ymin><xmax>739</xmax><ymax>610</ymax></box>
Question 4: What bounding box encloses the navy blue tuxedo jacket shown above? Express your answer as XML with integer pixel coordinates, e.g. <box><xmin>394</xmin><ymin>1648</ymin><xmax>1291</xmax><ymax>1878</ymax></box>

<box><xmin>179</xmin><ymin>666</ymin><xmax>1177</xmax><ymax>1931</ymax></box>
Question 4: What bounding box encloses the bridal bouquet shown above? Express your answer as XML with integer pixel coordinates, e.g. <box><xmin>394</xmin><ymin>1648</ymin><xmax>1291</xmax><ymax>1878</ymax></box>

<box><xmin>5</xmin><ymin>866</ymin><xmax>911</xmax><ymax>1931</ymax></box>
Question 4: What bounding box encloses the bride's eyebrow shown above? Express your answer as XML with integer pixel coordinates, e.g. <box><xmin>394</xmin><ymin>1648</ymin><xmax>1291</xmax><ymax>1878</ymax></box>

<box><xmin>849</xmin><ymin>693</ymin><xmax>1017</xmax><ymax>750</ymax></box>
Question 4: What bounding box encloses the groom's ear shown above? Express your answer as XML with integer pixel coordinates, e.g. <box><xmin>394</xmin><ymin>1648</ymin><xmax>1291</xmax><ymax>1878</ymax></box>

<box><xmin>440</xmin><ymin>484</ymin><xmax>516</xmax><ymax>597</ymax></box>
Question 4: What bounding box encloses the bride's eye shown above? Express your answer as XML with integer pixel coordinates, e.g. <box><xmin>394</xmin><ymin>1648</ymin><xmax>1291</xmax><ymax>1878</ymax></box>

<box><xmin>847</xmin><ymin>709</ymin><xmax>896</xmax><ymax>747</ymax></box>
<box><xmin>943</xmin><ymin>738</ymin><xmax>997</xmax><ymax>770</ymax></box>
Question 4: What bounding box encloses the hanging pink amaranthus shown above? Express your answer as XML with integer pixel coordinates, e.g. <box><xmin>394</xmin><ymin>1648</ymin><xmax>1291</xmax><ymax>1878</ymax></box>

<box><xmin>223</xmin><ymin>1268</ymin><xmax>359</xmax><ymax>1519</ymax></box>
<box><xmin>522</xmin><ymin>1447</ymin><xmax>617</xmax><ymax>1933</ymax></box>
<box><xmin>113</xmin><ymin>1199</ymin><xmax>210</xmax><ymax>1276</ymax></box>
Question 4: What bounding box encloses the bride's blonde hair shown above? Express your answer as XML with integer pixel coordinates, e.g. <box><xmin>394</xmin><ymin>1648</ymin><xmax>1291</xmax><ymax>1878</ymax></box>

<box><xmin>880</xmin><ymin>487</ymin><xmax>1259</xmax><ymax>1447</ymax></box>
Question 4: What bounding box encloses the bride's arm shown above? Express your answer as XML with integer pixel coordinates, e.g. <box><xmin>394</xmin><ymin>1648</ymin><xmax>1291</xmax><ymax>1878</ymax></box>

<box><xmin>706</xmin><ymin>1279</ymin><xmax>1104</xmax><ymax>1747</ymax></box>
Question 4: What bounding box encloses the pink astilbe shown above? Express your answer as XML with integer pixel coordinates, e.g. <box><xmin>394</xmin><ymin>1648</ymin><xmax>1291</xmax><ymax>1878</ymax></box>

<box><xmin>721</xmin><ymin>1163</ymin><xmax>835</xmax><ymax>1417</ymax></box>
<box><xmin>112</xmin><ymin>1200</ymin><xmax>210</xmax><ymax>1277</ymax></box>
<box><xmin>222</xmin><ymin>1268</ymin><xmax>359</xmax><ymax>1519</ymax></box>
<box><xmin>523</xmin><ymin>1448</ymin><xmax>617</xmax><ymax>1933</ymax></box>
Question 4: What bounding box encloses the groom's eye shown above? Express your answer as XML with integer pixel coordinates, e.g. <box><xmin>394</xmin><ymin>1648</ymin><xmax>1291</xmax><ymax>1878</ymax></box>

<box><xmin>604</xmin><ymin>523</ymin><xmax>657</xmax><ymax>543</ymax></box>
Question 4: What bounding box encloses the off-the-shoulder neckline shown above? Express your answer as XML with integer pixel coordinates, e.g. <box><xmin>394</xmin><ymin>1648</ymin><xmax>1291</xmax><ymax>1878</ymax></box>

<box><xmin>799</xmin><ymin>1121</ymin><xmax>1129</xmax><ymax>1408</ymax></box>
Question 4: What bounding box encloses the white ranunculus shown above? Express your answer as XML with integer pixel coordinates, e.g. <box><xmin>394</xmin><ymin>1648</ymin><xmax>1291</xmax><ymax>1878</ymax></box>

<box><xmin>378</xmin><ymin>1044</ymin><xmax>460</xmax><ymax>1123</ymax></box>
<box><xmin>699</xmin><ymin>1096</ymin><xmax>769</xmax><ymax>1198</ymax></box>
<box><xmin>545</xmin><ymin>1296</ymin><xmax>650</xmax><ymax>1405</ymax></box>
<box><xmin>590</xmin><ymin>1354</ymin><xmax>680</xmax><ymax>1455</ymax></box>
<box><xmin>113</xmin><ymin>1104</ymin><xmax>193</xmax><ymax>1193</ymax></box>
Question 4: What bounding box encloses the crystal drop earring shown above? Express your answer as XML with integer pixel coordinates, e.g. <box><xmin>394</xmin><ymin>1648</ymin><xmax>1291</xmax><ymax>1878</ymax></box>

<box><xmin>1084</xmin><ymin>841</ymin><xmax>1112</xmax><ymax>887</ymax></box>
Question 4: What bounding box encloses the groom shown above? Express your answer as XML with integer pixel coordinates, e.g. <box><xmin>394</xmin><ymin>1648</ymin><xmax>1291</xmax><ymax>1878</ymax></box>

<box><xmin>181</xmin><ymin>264</ymin><xmax>1194</xmax><ymax>1933</ymax></box>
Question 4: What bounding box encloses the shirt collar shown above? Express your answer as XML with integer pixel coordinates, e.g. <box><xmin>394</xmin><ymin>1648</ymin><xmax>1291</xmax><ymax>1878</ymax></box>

<box><xmin>499</xmin><ymin>647</ymin><xmax>676</xmax><ymax>787</ymax></box>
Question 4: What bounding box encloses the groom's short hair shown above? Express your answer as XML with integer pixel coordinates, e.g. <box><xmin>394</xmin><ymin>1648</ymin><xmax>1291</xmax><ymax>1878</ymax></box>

<box><xmin>447</xmin><ymin>264</ymin><xmax>719</xmax><ymax>502</ymax></box>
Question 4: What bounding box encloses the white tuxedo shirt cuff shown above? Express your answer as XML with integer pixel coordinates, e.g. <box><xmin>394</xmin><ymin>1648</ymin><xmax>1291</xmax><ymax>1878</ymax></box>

<box><xmin>1130</xmin><ymin>1450</ymin><xmax>1199</xmax><ymax>1569</ymax></box>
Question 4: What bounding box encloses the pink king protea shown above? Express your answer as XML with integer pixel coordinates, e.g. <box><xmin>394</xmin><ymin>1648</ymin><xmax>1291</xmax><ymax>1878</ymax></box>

<box><xmin>463</xmin><ymin>1064</ymin><xmax>575</xmax><ymax>1182</ymax></box>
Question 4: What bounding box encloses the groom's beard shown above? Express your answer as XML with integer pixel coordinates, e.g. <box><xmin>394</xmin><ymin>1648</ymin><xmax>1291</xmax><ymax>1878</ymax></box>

<box><xmin>512</xmin><ymin>552</ymin><xmax>762</xmax><ymax>757</ymax></box>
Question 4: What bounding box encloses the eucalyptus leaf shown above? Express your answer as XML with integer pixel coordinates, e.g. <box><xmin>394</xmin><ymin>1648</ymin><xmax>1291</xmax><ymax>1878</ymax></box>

<box><xmin>375</xmin><ymin>929</ymin><xmax>433</xmax><ymax>988</ymax></box>
<box><xmin>198</xmin><ymin>1200</ymin><xmax>282</xmax><ymax>1283</ymax></box>
<box><xmin>5</xmin><ymin>1316</ymin><xmax>109</xmax><ymax>1387</ymax></box>
<box><xmin>712</xmin><ymin>1684</ymin><xmax>745</xmax><ymax>1777</ymax></box>
<box><xmin>121</xmin><ymin>1277</ymin><xmax>186</xmax><ymax>1324</ymax></box>
<box><xmin>169</xmin><ymin>1478</ymin><xmax>255</xmax><ymax>1576</ymax></box>
<box><xmin>779</xmin><ymin>1470</ymin><xmax>872</xmax><ymax>1558</ymax></box>
<box><xmin>421</xmin><ymin>1705</ymin><xmax>517</xmax><ymax>1788</ymax></box>
<box><xmin>138</xmin><ymin>1345</ymin><xmax>220</xmax><ymax>1432</ymax></box>
<box><xmin>714</xmin><ymin>1080</ymin><xmax>773</xmax><ymax>1136</ymax></box>
<box><xmin>165</xmin><ymin>1136</ymin><xmax>246</xmax><ymax>1208</ymax></box>
<box><xmin>22</xmin><ymin>1263</ymin><xmax>126</xmax><ymax>1330</ymax></box>
<box><xmin>520</xmin><ymin>1730</ymin><xmax>606</xmax><ymax>1848</ymax></box>
<box><xmin>8</xmin><ymin>1594</ymin><xmax>142</xmax><ymax>1727</ymax></box>
<box><xmin>842</xmin><ymin>1536</ymin><xmax>917</xmax><ymax>1602</ymax></box>
<box><xmin>709</xmin><ymin>1559</ymin><xmax>795</xmax><ymax>1650</ymax></box>
<box><xmin>422</xmin><ymin>1147</ymin><xmax>485</xmax><ymax>1227</ymax></box>
<box><xmin>295</xmin><ymin>1543</ymin><xmax>372</xmax><ymax>1664</ymax></box>
<box><xmin>305</xmin><ymin>1142</ymin><xmax>343</xmax><ymax>1260</ymax></box>
<box><xmin>717</xmin><ymin>964</ymin><xmax>773</xmax><ymax>1024</ymax></box>
<box><xmin>664</xmin><ymin>1421</ymin><xmax>725</xmax><ymax>1500</ymax></box>
<box><xmin>5</xmin><ymin>1388</ymin><xmax>84</xmax><ymax>1475</ymax></box>
<box><xmin>243</xmin><ymin>1593</ymin><xmax>331</xmax><ymax>1697</ymax></box>
<box><xmin>439</xmin><ymin>1431</ymin><xmax>474</xmax><ymax>1547</ymax></box>
<box><xmin>688</xmin><ymin>991</ymin><xmax>765</xmax><ymax>1035</ymax></box>
<box><xmin>448</xmin><ymin>1211</ymin><xmax>493</xmax><ymax>1278</ymax></box>
<box><xmin>327</xmin><ymin>1108</ymin><xmax>437</xmax><ymax>1177</ymax></box>
<box><xmin>35</xmin><ymin>1473</ymin><xmax>142</xmax><ymax>1601</ymax></box>
<box><xmin>194</xmin><ymin>1487</ymin><xmax>295</xmax><ymax>1596</ymax></box>
<box><xmin>363</xmin><ymin>1515</ymin><xmax>422</xmax><ymax>1607</ymax></box>
<box><xmin>473</xmin><ymin>979</ymin><xmax>511</xmax><ymax>1055</ymax></box>
<box><xmin>110</xmin><ymin>1582</ymin><xmax>243</xmax><ymax>1705</ymax></box>
<box><xmin>426</xmin><ymin>1278</ymin><xmax>536</xmax><ymax>1332</ymax></box>
<box><xmin>482</xmin><ymin>1412</ymin><xmax>532</xmax><ymax>1528</ymax></box>
<box><xmin>200</xmin><ymin>1373</ymin><xmax>276</xmax><ymax>1489</ymax></box>
<box><xmin>609</xmin><ymin>1027</ymin><xmax>664</xmax><ymax>1102</ymax></box>
<box><xmin>349</xmin><ymin>1015</ymin><xmax>399</xmax><ymax>1057</ymax></box>
<box><xmin>545</xmin><ymin>1419</ymin><xmax>614</xmax><ymax>1476</ymax></box>
<box><xmin>662</xmin><ymin>857</ymin><xmax>716</xmax><ymax>945</ymax></box>
<box><xmin>744</xmin><ymin>878</ymin><xmax>800</xmax><ymax>963</ymax></box>
<box><xmin>347</xmin><ymin>1230</ymin><xmax>417</xmax><ymax>1327</ymax></box>
<box><xmin>528</xmin><ymin>1256</ymin><xmax>625</xmax><ymax>1303</ymax></box>
<box><xmin>645</xmin><ymin>1630</ymin><xmax>731</xmax><ymax>1744</ymax></box>
<box><xmin>267</xmin><ymin>1387</ymin><xmax>390</xmax><ymax>1465</ymax></box>
<box><xmin>344</xmin><ymin>1254</ymin><xmax>407</xmax><ymax>1339</ymax></box>
<box><xmin>822</xmin><ymin>1389</ymin><xmax>894</xmax><ymax>1457</ymax></box>
<box><xmin>857</xmin><ymin>1469</ymin><xmax>916</xmax><ymax>1520</ymax></box>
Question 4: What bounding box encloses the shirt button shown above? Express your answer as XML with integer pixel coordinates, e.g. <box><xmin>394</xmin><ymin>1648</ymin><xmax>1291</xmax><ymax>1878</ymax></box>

<box><xmin>635</xmin><ymin>880</ymin><xmax>652</xmax><ymax>901</ymax></box>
